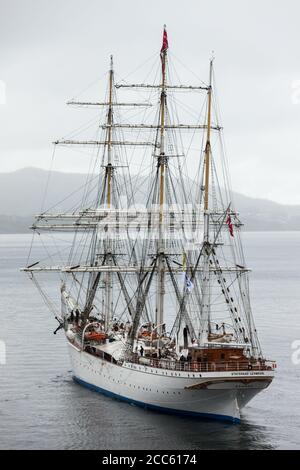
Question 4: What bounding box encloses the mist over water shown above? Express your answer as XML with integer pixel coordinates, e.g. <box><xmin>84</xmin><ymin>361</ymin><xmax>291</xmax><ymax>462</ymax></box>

<box><xmin>0</xmin><ymin>232</ymin><xmax>299</xmax><ymax>449</ymax></box>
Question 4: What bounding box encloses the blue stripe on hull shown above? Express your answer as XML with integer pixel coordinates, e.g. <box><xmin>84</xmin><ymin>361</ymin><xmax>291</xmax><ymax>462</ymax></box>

<box><xmin>73</xmin><ymin>375</ymin><xmax>240</xmax><ymax>424</ymax></box>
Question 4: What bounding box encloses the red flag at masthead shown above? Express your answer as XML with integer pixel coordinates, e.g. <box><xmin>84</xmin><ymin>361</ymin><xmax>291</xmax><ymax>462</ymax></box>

<box><xmin>161</xmin><ymin>25</ymin><xmax>168</xmax><ymax>53</ymax></box>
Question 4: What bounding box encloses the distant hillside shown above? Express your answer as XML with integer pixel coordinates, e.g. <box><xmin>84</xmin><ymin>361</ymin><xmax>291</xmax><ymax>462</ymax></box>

<box><xmin>0</xmin><ymin>167</ymin><xmax>299</xmax><ymax>233</ymax></box>
<box><xmin>231</xmin><ymin>192</ymin><xmax>300</xmax><ymax>231</ymax></box>
<box><xmin>0</xmin><ymin>167</ymin><xmax>85</xmax><ymax>217</ymax></box>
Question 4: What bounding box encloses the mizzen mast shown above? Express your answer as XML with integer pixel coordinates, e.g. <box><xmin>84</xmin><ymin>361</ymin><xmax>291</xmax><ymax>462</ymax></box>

<box><xmin>204</xmin><ymin>58</ymin><xmax>213</xmax><ymax>214</ymax></box>
<box><xmin>201</xmin><ymin>58</ymin><xmax>213</xmax><ymax>344</ymax></box>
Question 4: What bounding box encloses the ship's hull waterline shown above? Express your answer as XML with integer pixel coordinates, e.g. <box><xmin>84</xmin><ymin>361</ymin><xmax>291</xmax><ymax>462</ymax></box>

<box><xmin>67</xmin><ymin>341</ymin><xmax>274</xmax><ymax>423</ymax></box>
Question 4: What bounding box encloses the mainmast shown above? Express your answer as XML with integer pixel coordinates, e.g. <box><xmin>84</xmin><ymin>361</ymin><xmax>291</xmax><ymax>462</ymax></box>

<box><xmin>156</xmin><ymin>25</ymin><xmax>169</xmax><ymax>340</ymax></box>
<box><xmin>200</xmin><ymin>58</ymin><xmax>213</xmax><ymax>344</ymax></box>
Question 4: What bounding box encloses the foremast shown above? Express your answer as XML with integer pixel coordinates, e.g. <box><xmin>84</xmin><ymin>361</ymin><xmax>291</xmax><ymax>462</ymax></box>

<box><xmin>79</xmin><ymin>55</ymin><xmax>117</xmax><ymax>329</ymax></box>
<box><xmin>104</xmin><ymin>55</ymin><xmax>114</xmax><ymax>331</ymax></box>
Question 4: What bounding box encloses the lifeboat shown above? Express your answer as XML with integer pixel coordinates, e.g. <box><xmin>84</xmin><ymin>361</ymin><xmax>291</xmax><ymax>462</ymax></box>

<box><xmin>85</xmin><ymin>331</ymin><xmax>107</xmax><ymax>342</ymax></box>
<box><xmin>139</xmin><ymin>330</ymin><xmax>157</xmax><ymax>339</ymax></box>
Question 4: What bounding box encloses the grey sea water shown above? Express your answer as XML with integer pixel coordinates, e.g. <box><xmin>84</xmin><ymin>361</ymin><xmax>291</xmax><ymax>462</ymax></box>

<box><xmin>0</xmin><ymin>232</ymin><xmax>299</xmax><ymax>449</ymax></box>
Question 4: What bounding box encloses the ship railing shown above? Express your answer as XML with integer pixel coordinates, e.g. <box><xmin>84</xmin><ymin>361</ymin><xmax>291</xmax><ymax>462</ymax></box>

<box><xmin>83</xmin><ymin>346</ymin><xmax>276</xmax><ymax>372</ymax></box>
<box><xmin>144</xmin><ymin>358</ymin><xmax>276</xmax><ymax>373</ymax></box>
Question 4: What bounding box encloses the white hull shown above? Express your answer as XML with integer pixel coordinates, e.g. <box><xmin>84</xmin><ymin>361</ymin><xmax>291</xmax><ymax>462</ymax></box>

<box><xmin>67</xmin><ymin>341</ymin><xmax>274</xmax><ymax>423</ymax></box>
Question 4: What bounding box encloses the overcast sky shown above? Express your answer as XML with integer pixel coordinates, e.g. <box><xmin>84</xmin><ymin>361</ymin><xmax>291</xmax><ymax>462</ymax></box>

<box><xmin>0</xmin><ymin>0</ymin><xmax>299</xmax><ymax>204</ymax></box>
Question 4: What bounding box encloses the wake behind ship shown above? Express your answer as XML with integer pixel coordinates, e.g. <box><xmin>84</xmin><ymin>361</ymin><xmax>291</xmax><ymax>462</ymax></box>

<box><xmin>23</xmin><ymin>26</ymin><xmax>276</xmax><ymax>423</ymax></box>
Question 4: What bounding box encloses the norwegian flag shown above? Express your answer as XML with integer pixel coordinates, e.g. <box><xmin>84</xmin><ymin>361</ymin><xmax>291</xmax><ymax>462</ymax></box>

<box><xmin>226</xmin><ymin>213</ymin><xmax>234</xmax><ymax>238</ymax></box>
<box><xmin>160</xmin><ymin>26</ymin><xmax>168</xmax><ymax>75</ymax></box>
<box><xmin>161</xmin><ymin>25</ymin><xmax>169</xmax><ymax>53</ymax></box>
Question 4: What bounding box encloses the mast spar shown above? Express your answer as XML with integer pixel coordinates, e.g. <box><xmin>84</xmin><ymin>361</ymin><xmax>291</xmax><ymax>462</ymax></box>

<box><xmin>201</xmin><ymin>58</ymin><xmax>213</xmax><ymax>344</ymax></box>
<box><xmin>106</xmin><ymin>54</ymin><xmax>114</xmax><ymax>208</ymax></box>
<box><xmin>104</xmin><ymin>54</ymin><xmax>114</xmax><ymax>330</ymax></box>
<box><xmin>80</xmin><ymin>55</ymin><xmax>115</xmax><ymax>328</ymax></box>
<box><xmin>156</xmin><ymin>25</ymin><xmax>169</xmax><ymax>343</ymax></box>
<box><xmin>204</xmin><ymin>58</ymin><xmax>213</xmax><ymax>214</ymax></box>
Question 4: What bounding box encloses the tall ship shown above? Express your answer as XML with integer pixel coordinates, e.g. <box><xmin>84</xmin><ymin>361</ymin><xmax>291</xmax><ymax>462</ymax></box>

<box><xmin>23</xmin><ymin>27</ymin><xmax>276</xmax><ymax>423</ymax></box>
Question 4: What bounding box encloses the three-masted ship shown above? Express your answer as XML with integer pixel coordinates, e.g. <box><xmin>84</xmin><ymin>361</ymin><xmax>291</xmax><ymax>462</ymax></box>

<box><xmin>23</xmin><ymin>27</ymin><xmax>276</xmax><ymax>423</ymax></box>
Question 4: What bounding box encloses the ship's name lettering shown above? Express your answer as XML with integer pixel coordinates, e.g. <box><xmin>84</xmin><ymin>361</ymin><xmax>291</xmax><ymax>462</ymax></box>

<box><xmin>230</xmin><ymin>372</ymin><xmax>265</xmax><ymax>376</ymax></box>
